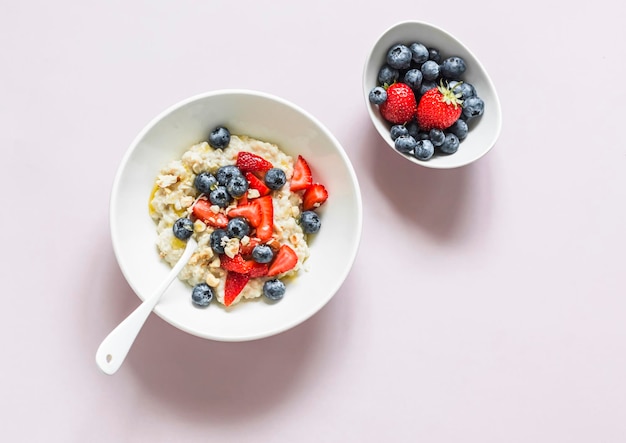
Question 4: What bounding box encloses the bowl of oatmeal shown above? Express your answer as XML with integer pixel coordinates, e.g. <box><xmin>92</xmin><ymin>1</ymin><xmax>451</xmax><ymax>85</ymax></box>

<box><xmin>110</xmin><ymin>90</ymin><xmax>362</xmax><ymax>341</ymax></box>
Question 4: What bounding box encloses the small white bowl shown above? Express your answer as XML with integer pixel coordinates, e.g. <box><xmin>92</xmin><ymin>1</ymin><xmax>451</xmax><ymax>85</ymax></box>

<box><xmin>110</xmin><ymin>90</ymin><xmax>362</xmax><ymax>341</ymax></box>
<box><xmin>363</xmin><ymin>21</ymin><xmax>502</xmax><ymax>169</ymax></box>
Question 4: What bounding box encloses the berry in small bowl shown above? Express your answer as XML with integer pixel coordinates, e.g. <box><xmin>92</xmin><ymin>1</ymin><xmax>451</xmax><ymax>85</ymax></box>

<box><xmin>363</xmin><ymin>21</ymin><xmax>502</xmax><ymax>169</ymax></box>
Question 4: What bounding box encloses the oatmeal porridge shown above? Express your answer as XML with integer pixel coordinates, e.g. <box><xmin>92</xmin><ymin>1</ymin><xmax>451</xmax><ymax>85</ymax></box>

<box><xmin>149</xmin><ymin>127</ymin><xmax>327</xmax><ymax>307</ymax></box>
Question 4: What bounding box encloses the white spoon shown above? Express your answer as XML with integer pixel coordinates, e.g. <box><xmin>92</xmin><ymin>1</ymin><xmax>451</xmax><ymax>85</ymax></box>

<box><xmin>96</xmin><ymin>237</ymin><xmax>197</xmax><ymax>375</ymax></box>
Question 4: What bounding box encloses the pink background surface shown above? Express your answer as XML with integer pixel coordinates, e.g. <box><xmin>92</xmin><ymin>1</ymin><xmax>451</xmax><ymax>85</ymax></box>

<box><xmin>2</xmin><ymin>1</ymin><xmax>625</xmax><ymax>442</ymax></box>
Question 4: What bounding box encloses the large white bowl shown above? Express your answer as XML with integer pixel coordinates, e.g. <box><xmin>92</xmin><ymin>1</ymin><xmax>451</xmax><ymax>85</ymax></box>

<box><xmin>110</xmin><ymin>90</ymin><xmax>362</xmax><ymax>341</ymax></box>
<box><xmin>363</xmin><ymin>21</ymin><xmax>503</xmax><ymax>169</ymax></box>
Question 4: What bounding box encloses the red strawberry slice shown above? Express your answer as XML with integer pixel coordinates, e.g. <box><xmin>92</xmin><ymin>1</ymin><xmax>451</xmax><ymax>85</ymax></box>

<box><xmin>379</xmin><ymin>82</ymin><xmax>417</xmax><ymax>124</ymax></box>
<box><xmin>227</xmin><ymin>202</ymin><xmax>262</xmax><ymax>227</ymax></box>
<box><xmin>220</xmin><ymin>253</ymin><xmax>254</xmax><ymax>274</ymax></box>
<box><xmin>192</xmin><ymin>199</ymin><xmax>228</xmax><ymax>228</ymax></box>
<box><xmin>220</xmin><ymin>253</ymin><xmax>269</xmax><ymax>278</ymax></box>
<box><xmin>267</xmin><ymin>244</ymin><xmax>298</xmax><ymax>276</ymax></box>
<box><xmin>245</xmin><ymin>172</ymin><xmax>271</xmax><ymax>197</ymax></box>
<box><xmin>302</xmin><ymin>183</ymin><xmax>328</xmax><ymax>211</ymax></box>
<box><xmin>221</xmin><ymin>252</ymin><xmax>269</xmax><ymax>278</ymax></box>
<box><xmin>290</xmin><ymin>155</ymin><xmax>313</xmax><ymax>191</ymax></box>
<box><xmin>255</xmin><ymin>195</ymin><xmax>274</xmax><ymax>241</ymax></box>
<box><xmin>236</xmin><ymin>151</ymin><xmax>273</xmax><ymax>173</ymax></box>
<box><xmin>239</xmin><ymin>237</ymin><xmax>261</xmax><ymax>257</ymax></box>
<box><xmin>247</xmin><ymin>262</ymin><xmax>269</xmax><ymax>278</ymax></box>
<box><xmin>224</xmin><ymin>272</ymin><xmax>250</xmax><ymax>306</ymax></box>
<box><xmin>237</xmin><ymin>193</ymin><xmax>249</xmax><ymax>206</ymax></box>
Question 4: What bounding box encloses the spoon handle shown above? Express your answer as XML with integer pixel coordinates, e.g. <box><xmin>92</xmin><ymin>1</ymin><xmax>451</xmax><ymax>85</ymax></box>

<box><xmin>95</xmin><ymin>238</ymin><xmax>197</xmax><ymax>375</ymax></box>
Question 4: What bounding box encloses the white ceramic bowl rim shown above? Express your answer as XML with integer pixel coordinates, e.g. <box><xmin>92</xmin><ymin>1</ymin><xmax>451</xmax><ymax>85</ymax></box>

<box><xmin>109</xmin><ymin>88</ymin><xmax>363</xmax><ymax>341</ymax></box>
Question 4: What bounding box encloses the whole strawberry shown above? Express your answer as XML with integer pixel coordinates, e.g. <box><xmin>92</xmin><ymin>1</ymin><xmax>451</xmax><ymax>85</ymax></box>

<box><xmin>379</xmin><ymin>83</ymin><xmax>417</xmax><ymax>124</ymax></box>
<box><xmin>416</xmin><ymin>81</ymin><xmax>463</xmax><ymax>130</ymax></box>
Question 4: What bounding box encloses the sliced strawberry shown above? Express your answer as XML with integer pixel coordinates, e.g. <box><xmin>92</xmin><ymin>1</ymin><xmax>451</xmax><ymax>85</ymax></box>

<box><xmin>237</xmin><ymin>193</ymin><xmax>249</xmax><ymax>206</ymax></box>
<box><xmin>245</xmin><ymin>172</ymin><xmax>271</xmax><ymax>197</ymax></box>
<box><xmin>290</xmin><ymin>155</ymin><xmax>313</xmax><ymax>191</ymax></box>
<box><xmin>267</xmin><ymin>244</ymin><xmax>298</xmax><ymax>276</ymax></box>
<box><xmin>227</xmin><ymin>203</ymin><xmax>261</xmax><ymax>227</ymax></box>
<box><xmin>247</xmin><ymin>262</ymin><xmax>269</xmax><ymax>278</ymax></box>
<box><xmin>220</xmin><ymin>253</ymin><xmax>253</xmax><ymax>274</ymax></box>
<box><xmin>224</xmin><ymin>272</ymin><xmax>250</xmax><ymax>306</ymax></box>
<box><xmin>302</xmin><ymin>183</ymin><xmax>328</xmax><ymax>211</ymax></box>
<box><xmin>255</xmin><ymin>195</ymin><xmax>274</xmax><ymax>241</ymax></box>
<box><xmin>192</xmin><ymin>199</ymin><xmax>228</xmax><ymax>228</ymax></box>
<box><xmin>239</xmin><ymin>237</ymin><xmax>261</xmax><ymax>257</ymax></box>
<box><xmin>221</xmin><ymin>252</ymin><xmax>268</xmax><ymax>278</ymax></box>
<box><xmin>236</xmin><ymin>151</ymin><xmax>273</xmax><ymax>173</ymax></box>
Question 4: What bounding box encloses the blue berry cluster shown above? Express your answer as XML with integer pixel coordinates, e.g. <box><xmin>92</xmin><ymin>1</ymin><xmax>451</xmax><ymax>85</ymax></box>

<box><xmin>369</xmin><ymin>42</ymin><xmax>485</xmax><ymax>160</ymax></box>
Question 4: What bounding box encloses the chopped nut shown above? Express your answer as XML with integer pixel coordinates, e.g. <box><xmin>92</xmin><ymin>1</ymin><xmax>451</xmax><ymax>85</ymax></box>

<box><xmin>193</xmin><ymin>220</ymin><xmax>207</xmax><ymax>232</ymax></box>
<box><xmin>210</xmin><ymin>205</ymin><xmax>220</xmax><ymax>214</ymax></box>
<box><xmin>240</xmin><ymin>235</ymin><xmax>250</xmax><ymax>246</ymax></box>
<box><xmin>247</xmin><ymin>188</ymin><xmax>260</xmax><ymax>199</ymax></box>
<box><xmin>156</xmin><ymin>174</ymin><xmax>179</xmax><ymax>188</ymax></box>
<box><xmin>291</xmin><ymin>206</ymin><xmax>300</xmax><ymax>217</ymax></box>
<box><xmin>224</xmin><ymin>237</ymin><xmax>240</xmax><ymax>258</ymax></box>
<box><xmin>205</xmin><ymin>272</ymin><xmax>220</xmax><ymax>287</ymax></box>
<box><xmin>267</xmin><ymin>238</ymin><xmax>281</xmax><ymax>250</ymax></box>
<box><xmin>180</xmin><ymin>195</ymin><xmax>195</xmax><ymax>208</ymax></box>
<box><xmin>209</xmin><ymin>257</ymin><xmax>221</xmax><ymax>268</ymax></box>
<box><xmin>188</xmin><ymin>248</ymin><xmax>213</xmax><ymax>266</ymax></box>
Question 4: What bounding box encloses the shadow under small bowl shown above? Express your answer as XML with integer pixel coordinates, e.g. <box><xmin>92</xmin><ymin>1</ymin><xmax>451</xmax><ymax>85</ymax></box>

<box><xmin>363</xmin><ymin>21</ymin><xmax>502</xmax><ymax>169</ymax></box>
<box><xmin>110</xmin><ymin>89</ymin><xmax>362</xmax><ymax>342</ymax></box>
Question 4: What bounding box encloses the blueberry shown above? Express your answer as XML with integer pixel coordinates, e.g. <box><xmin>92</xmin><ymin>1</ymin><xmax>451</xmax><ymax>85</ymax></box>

<box><xmin>378</xmin><ymin>65</ymin><xmax>399</xmax><ymax>86</ymax></box>
<box><xmin>428</xmin><ymin>48</ymin><xmax>441</xmax><ymax>63</ymax></box>
<box><xmin>226</xmin><ymin>174</ymin><xmax>249</xmax><ymax>198</ymax></box>
<box><xmin>419</xmin><ymin>80</ymin><xmax>438</xmax><ymax>96</ymax></box>
<box><xmin>409</xmin><ymin>42</ymin><xmax>429</xmax><ymax>64</ymax></box>
<box><xmin>462</xmin><ymin>96</ymin><xmax>485</xmax><ymax>119</ymax></box>
<box><xmin>414</xmin><ymin>139</ymin><xmax>435</xmax><ymax>160</ymax></box>
<box><xmin>300</xmin><ymin>210</ymin><xmax>321</xmax><ymax>234</ymax></box>
<box><xmin>263</xmin><ymin>279</ymin><xmax>286</xmax><ymax>301</ymax></box>
<box><xmin>394</xmin><ymin>134</ymin><xmax>417</xmax><ymax>154</ymax></box>
<box><xmin>208</xmin><ymin>126</ymin><xmax>230</xmax><ymax>150</ymax></box>
<box><xmin>447</xmin><ymin>119</ymin><xmax>469</xmax><ymax>140</ymax></box>
<box><xmin>439</xmin><ymin>133</ymin><xmax>460</xmax><ymax>154</ymax></box>
<box><xmin>420</xmin><ymin>60</ymin><xmax>440</xmax><ymax>81</ymax></box>
<box><xmin>172</xmin><ymin>217</ymin><xmax>194</xmax><ymax>240</ymax></box>
<box><xmin>449</xmin><ymin>81</ymin><xmax>476</xmax><ymax>100</ymax></box>
<box><xmin>209</xmin><ymin>229</ymin><xmax>229</xmax><ymax>254</ymax></box>
<box><xmin>191</xmin><ymin>283</ymin><xmax>213</xmax><ymax>307</ymax></box>
<box><xmin>429</xmin><ymin>129</ymin><xmax>445</xmax><ymax>147</ymax></box>
<box><xmin>252</xmin><ymin>244</ymin><xmax>274</xmax><ymax>263</ymax></box>
<box><xmin>416</xmin><ymin>131</ymin><xmax>431</xmax><ymax>141</ymax></box>
<box><xmin>216</xmin><ymin>164</ymin><xmax>242</xmax><ymax>186</ymax></box>
<box><xmin>406</xmin><ymin>121</ymin><xmax>420</xmax><ymax>138</ymax></box>
<box><xmin>369</xmin><ymin>86</ymin><xmax>387</xmax><ymax>105</ymax></box>
<box><xmin>403</xmin><ymin>69</ymin><xmax>423</xmax><ymax>90</ymax></box>
<box><xmin>209</xmin><ymin>186</ymin><xmax>232</xmax><ymax>208</ymax></box>
<box><xmin>194</xmin><ymin>171</ymin><xmax>217</xmax><ymax>194</ymax></box>
<box><xmin>440</xmin><ymin>56</ymin><xmax>466</xmax><ymax>80</ymax></box>
<box><xmin>227</xmin><ymin>217</ymin><xmax>250</xmax><ymax>239</ymax></box>
<box><xmin>386</xmin><ymin>44</ymin><xmax>412</xmax><ymax>70</ymax></box>
<box><xmin>264</xmin><ymin>168</ymin><xmax>286</xmax><ymax>190</ymax></box>
<box><xmin>390</xmin><ymin>124</ymin><xmax>409</xmax><ymax>141</ymax></box>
